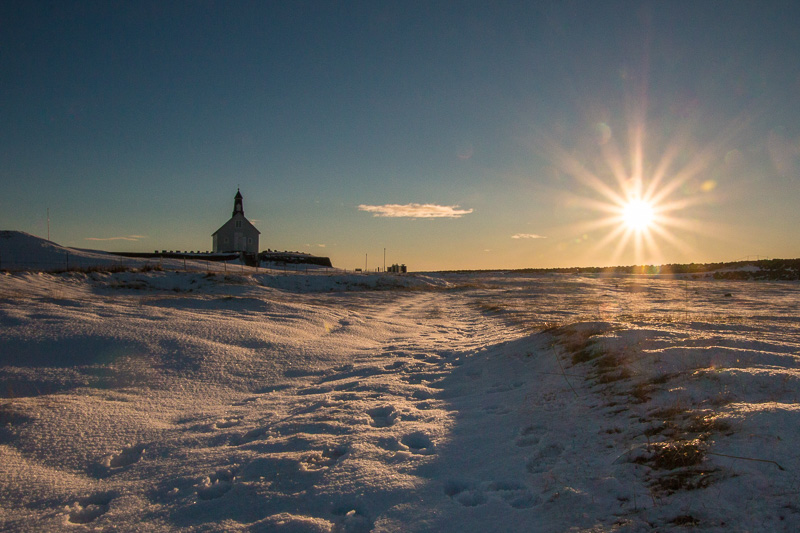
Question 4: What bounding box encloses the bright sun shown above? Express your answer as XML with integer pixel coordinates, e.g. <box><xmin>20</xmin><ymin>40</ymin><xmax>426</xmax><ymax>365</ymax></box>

<box><xmin>622</xmin><ymin>198</ymin><xmax>655</xmax><ymax>232</ymax></box>
<box><xmin>533</xmin><ymin>86</ymin><xmax>729</xmax><ymax>266</ymax></box>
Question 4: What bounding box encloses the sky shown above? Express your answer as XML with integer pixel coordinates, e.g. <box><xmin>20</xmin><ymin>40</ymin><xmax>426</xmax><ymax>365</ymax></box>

<box><xmin>2</xmin><ymin>1</ymin><xmax>799</xmax><ymax>271</ymax></box>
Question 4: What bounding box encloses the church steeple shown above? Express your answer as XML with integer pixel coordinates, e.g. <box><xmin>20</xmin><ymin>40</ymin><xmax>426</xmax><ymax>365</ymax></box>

<box><xmin>233</xmin><ymin>189</ymin><xmax>244</xmax><ymax>217</ymax></box>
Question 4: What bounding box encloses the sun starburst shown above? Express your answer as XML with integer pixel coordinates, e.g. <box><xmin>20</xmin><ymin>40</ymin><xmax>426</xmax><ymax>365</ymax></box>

<box><xmin>532</xmin><ymin>105</ymin><xmax>741</xmax><ymax>266</ymax></box>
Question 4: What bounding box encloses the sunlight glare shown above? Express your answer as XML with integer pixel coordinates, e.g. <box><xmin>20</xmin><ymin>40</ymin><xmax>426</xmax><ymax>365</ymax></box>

<box><xmin>622</xmin><ymin>198</ymin><xmax>655</xmax><ymax>232</ymax></box>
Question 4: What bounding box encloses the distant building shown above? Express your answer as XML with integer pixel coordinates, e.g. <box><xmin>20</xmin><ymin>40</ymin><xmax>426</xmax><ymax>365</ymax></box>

<box><xmin>387</xmin><ymin>263</ymin><xmax>407</xmax><ymax>273</ymax></box>
<box><xmin>212</xmin><ymin>189</ymin><xmax>260</xmax><ymax>254</ymax></box>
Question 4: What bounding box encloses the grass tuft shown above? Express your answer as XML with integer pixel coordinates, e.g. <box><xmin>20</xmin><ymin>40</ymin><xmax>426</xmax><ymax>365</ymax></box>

<box><xmin>641</xmin><ymin>439</ymin><xmax>706</xmax><ymax>470</ymax></box>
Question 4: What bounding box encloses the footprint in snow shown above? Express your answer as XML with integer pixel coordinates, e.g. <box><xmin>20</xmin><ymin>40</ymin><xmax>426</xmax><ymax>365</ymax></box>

<box><xmin>401</xmin><ymin>374</ymin><xmax>428</xmax><ymax>385</ymax></box>
<box><xmin>483</xmin><ymin>404</ymin><xmax>511</xmax><ymax>415</ymax></box>
<box><xmin>333</xmin><ymin>381</ymin><xmax>359</xmax><ymax>391</ymax></box>
<box><xmin>333</xmin><ymin>392</ymin><xmax>360</xmax><ymax>402</ymax></box>
<box><xmin>231</xmin><ymin>396</ymin><xmax>261</xmax><ymax>406</ymax></box>
<box><xmin>444</xmin><ymin>481</ymin><xmax>486</xmax><ymax>507</ymax></box>
<box><xmin>367</xmin><ymin>405</ymin><xmax>398</xmax><ymax>428</ymax></box>
<box><xmin>483</xmin><ymin>481</ymin><xmax>537</xmax><ymax>509</ymax></box>
<box><xmin>250</xmin><ymin>384</ymin><xmax>292</xmax><ymax>396</ymax></box>
<box><xmin>376</xmin><ymin>432</ymin><xmax>435</xmax><ymax>456</ymax></box>
<box><xmin>301</xmin><ymin>445</ymin><xmax>349</xmax><ymax>471</ymax></box>
<box><xmin>197</xmin><ymin>468</ymin><xmax>236</xmax><ymax>500</ymax></box>
<box><xmin>486</xmin><ymin>381</ymin><xmax>525</xmax><ymax>394</ymax></box>
<box><xmin>376</xmin><ymin>436</ymin><xmax>405</xmax><ymax>452</ymax></box>
<box><xmin>230</xmin><ymin>426</ymin><xmax>269</xmax><ymax>446</ymax></box>
<box><xmin>525</xmin><ymin>442</ymin><xmax>564</xmax><ymax>474</ymax></box>
<box><xmin>445</xmin><ymin>480</ymin><xmax>536</xmax><ymax>509</ymax></box>
<box><xmin>214</xmin><ymin>416</ymin><xmax>243</xmax><ymax>429</ymax></box>
<box><xmin>401</xmin><ymin>432</ymin><xmax>435</xmax><ymax>455</ymax></box>
<box><xmin>66</xmin><ymin>492</ymin><xmax>114</xmax><ymax>524</ymax></box>
<box><xmin>403</xmin><ymin>361</ymin><xmax>432</xmax><ymax>372</ymax></box>
<box><xmin>331</xmin><ymin>504</ymin><xmax>372</xmax><ymax>533</ymax></box>
<box><xmin>516</xmin><ymin>425</ymin><xmax>542</xmax><ymax>447</ymax></box>
<box><xmin>414</xmin><ymin>400</ymin><xmax>437</xmax><ymax>410</ymax></box>
<box><xmin>103</xmin><ymin>443</ymin><xmax>146</xmax><ymax>469</ymax></box>
<box><xmin>412</xmin><ymin>388</ymin><xmax>434</xmax><ymax>400</ymax></box>
<box><xmin>296</xmin><ymin>385</ymin><xmax>334</xmax><ymax>395</ymax></box>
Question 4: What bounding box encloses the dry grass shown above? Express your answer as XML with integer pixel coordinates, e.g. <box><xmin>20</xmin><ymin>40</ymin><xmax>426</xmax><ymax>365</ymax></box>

<box><xmin>643</xmin><ymin>439</ymin><xmax>706</xmax><ymax>470</ymax></box>
<box><xmin>652</xmin><ymin>467</ymin><xmax>719</xmax><ymax>494</ymax></box>
<box><xmin>544</xmin><ymin>319</ymin><xmax>738</xmax><ymax>499</ymax></box>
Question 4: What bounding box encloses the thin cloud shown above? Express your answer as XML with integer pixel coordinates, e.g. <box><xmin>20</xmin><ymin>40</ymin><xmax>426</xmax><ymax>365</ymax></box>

<box><xmin>511</xmin><ymin>233</ymin><xmax>547</xmax><ymax>239</ymax></box>
<box><xmin>358</xmin><ymin>203</ymin><xmax>473</xmax><ymax>218</ymax></box>
<box><xmin>85</xmin><ymin>235</ymin><xmax>147</xmax><ymax>242</ymax></box>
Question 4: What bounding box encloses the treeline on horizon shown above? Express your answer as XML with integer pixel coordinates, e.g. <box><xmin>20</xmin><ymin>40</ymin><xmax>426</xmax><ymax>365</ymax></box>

<box><xmin>442</xmin><ymin>258</ymin><xmax>800</xmax><ymax>280</ymax></box>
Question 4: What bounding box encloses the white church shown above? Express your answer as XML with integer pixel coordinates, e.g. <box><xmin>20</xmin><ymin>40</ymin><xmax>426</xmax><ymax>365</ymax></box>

<box><xmin>212</xmin><ymin>189</ymin><xmax>260</xmax><ymax>254</ymax></box>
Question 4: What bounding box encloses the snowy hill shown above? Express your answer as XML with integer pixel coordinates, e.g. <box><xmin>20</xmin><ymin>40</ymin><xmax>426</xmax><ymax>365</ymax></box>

<box><xmin>0</xmin><ymin>230</ymin><xmax>125</xmax><ymax>271</ymax></box>
<box><xmin>2</xmin><ymin>249</ymin><xmax>800</xmax><ymax>531</ymax></box>
<box><xmin>0</xmin><ymin>231</ymin><xmax>444</xmax><ymax>293</ymax></box>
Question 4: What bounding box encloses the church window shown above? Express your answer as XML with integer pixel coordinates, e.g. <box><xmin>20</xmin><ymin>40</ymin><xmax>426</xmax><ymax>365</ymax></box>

<box><xmin>235</xmin><ymin>220</ymin><xmax>242</xmax><ymax>228</ymax></box>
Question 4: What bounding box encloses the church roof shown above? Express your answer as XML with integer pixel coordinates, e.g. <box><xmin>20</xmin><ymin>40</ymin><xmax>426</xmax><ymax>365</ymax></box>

<box><xmin>212</xmin><ymin>213</ymin><xmax>261</xmax><ymax>236</ymax></box>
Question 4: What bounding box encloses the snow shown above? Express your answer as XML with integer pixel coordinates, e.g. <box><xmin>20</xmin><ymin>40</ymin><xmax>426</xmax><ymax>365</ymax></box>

<box><xmin>2</xmin><ymin>233</ymin><xmax>800</xmax><ymax>531</ymax></box>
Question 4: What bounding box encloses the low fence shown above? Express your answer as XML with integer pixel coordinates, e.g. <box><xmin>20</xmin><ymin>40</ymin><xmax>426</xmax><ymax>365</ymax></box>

<box><xmin>0</xmin><ymin>254</ymin><xmax>399</xmax><ymax>277</ymax></box>
<box><xmin>0</xmin><ymin>253</ymin><xmax>346</xmax><ymax>275</ymax></box>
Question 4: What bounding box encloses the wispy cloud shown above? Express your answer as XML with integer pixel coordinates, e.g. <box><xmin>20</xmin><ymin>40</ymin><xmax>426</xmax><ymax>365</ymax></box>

<box><xmin>358</xmin><ymin>203</ymin><xmax>473</xmax><ymax>218</ymax></box>
<box><xmin>85</xmin><ymin>235</ymin><xmax>147</xmax><ymax>242</ymax></box>
<box><xmin>511</xmin><ymin>233</ymin><xmax>547</xmax><ymax>239</ymax></box>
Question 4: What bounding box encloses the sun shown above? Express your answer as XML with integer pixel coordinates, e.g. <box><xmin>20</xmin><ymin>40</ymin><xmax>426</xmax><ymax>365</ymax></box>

<box><xmin>533</xmin><ymin>112</ymin><xmax>725</xmax><ymax>265</ymax></box>
<box><xmin>527</xmin><ymin>67</ymin><xmax>736</xmax><ymax>266</ymax></box>
<box><xmin>622</xmin><ymin>198</ymin><xmax>655</xmax><ymax>232</ymax></box>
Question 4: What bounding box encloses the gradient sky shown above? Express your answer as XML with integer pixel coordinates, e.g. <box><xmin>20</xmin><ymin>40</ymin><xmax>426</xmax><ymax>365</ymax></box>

<box><xmin>2</xmin><ymin>1</ymin><xmax>799</xmax><ymax>271</ymax></box>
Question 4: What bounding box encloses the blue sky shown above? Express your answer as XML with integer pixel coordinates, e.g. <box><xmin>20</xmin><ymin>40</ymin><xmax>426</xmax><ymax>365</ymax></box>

<box><xmin>2</xmin><ymin>1</ymin><xmax>799</xmax><ymax>270</ymax></box>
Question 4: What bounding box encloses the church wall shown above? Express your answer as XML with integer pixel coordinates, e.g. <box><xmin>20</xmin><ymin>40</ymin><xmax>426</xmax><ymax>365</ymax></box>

<box><xmin>212</xmin><ymin>220</ymin><xmax>259</xmax><ymax>254</ymax></box>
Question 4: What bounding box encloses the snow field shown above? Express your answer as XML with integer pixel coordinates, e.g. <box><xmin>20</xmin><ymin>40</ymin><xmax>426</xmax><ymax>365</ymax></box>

<box><xmin>1</xmin><ymin>267</ymin><xmax>800</xmax><ymax>531</ymax></box>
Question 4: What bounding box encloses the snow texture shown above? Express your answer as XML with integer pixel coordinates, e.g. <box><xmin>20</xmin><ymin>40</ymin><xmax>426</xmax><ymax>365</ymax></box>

<box><xmin>2</xmin><ymin>232</ymin><xmax>800</xmax><ymax>531</ymax></box>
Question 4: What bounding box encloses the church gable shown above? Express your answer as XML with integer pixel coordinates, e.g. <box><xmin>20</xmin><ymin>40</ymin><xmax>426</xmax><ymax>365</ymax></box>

<box><xmin>212</xmin><ymin>215</ymin><xmax>260</xmax><ymax>237</ymax></box>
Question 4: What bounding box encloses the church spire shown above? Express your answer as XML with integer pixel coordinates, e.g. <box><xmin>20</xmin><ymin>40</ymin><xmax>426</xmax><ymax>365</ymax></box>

<box><xmin>233</xmin><ymin>188</ymin><xmax>244</xmax><ymax>217</ymax></box>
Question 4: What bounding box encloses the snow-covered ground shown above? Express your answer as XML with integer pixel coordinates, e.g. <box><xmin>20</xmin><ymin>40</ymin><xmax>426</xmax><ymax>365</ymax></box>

<box><xmin>2</xmin><ymin>235</ymin><xmax>800</xmax><ymax>531</ymax></box>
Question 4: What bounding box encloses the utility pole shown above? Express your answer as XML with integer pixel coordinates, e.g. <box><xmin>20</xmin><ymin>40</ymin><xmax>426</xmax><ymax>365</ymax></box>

<box><xmin>365</xmin><ymin>253</ymin><xmax>368</xmax><ymax>272</ymax></box>
<box><xmin>47</xmin><ymin>208</ymin><xmax>50</xmax><ymax>241</ymax></box>
<box><xmin>383</xmin><ymin>248</ymin><xmax>386</xmax><ymax>273</ymax></box>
